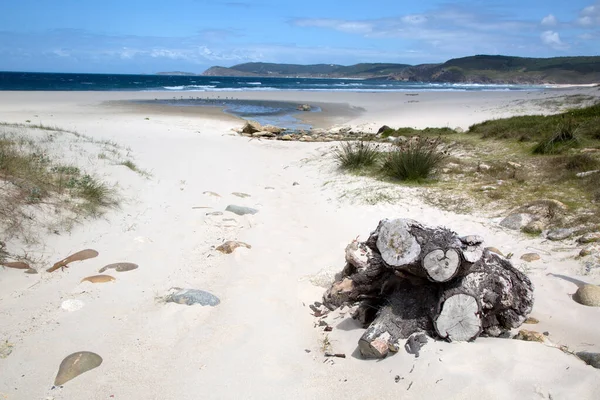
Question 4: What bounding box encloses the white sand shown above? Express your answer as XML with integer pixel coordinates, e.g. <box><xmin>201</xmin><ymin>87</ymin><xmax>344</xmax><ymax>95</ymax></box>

<box><xmin>1</xmin><ymin>89</ymin><xmax>599</xmax><ymax>400</ymax></box>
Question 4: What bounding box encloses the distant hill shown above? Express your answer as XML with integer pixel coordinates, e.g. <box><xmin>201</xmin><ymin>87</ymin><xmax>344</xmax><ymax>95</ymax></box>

<box><xmin>201</xmin><ymin>55</ymin><xmax>600</xmax><ymax>84</ymax></box>
<box><xmin>155</xmin><ymin>71</ymin><xmax>198</xmax><ymax>76</ymax></box>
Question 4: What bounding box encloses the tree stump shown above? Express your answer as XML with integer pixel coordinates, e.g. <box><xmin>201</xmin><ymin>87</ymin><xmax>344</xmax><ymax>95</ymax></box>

<box><xmin>323</xmin><ymin>218</ymin><xmax>534</xmax><ymax>359</ymax></box>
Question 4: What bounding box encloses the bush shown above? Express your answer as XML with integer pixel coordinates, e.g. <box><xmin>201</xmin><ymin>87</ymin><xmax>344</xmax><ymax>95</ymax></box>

<box><xmin>333</xmin><ymin>141</ymin><xmax>380</xmax><ymax>170</ymax></box>
<box><xmin>381</xmin><ymin>139</ymin><xmax>446</xmax><ymax>181</ymax></box>
<box><xmin>532</xmin><ymin>119</ymin><xmax>579</xmax><ymax>155</ymax></box>
<box><xmin>561</xmin><ymin>153</ymin><xmax>599</xmax><ymax>171</ymax></box>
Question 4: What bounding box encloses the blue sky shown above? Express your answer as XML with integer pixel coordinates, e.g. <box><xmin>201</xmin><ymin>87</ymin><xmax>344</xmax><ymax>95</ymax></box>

<box><xmin>1</xmin><ymin>0</ymin><xmax>599</xmax><ymax>73</ymax></box>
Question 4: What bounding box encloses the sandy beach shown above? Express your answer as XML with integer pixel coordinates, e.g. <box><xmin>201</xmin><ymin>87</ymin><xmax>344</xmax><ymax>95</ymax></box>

<box><xmin>1</xmin><ymin>88</ymin><xmax>600</xmax><ymax>400</ymax></box>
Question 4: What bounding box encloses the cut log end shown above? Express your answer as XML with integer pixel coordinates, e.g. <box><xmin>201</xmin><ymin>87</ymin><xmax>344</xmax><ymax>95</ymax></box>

<box><xmin>435</xmin><ymin>293</ymin><xmax>481</xmax><ymax>342</ymax></box>
<box><xmin>422</xmin><ymin>249</ymin><xmax>460</xmax><ymax>282</ymax></box>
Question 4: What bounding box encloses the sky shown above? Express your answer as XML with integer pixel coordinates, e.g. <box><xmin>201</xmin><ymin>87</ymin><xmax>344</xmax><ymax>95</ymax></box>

<box><xmin>0</xmin><ymin>0</ymin><xmax>599</xmax><ymax>74</ymax></box>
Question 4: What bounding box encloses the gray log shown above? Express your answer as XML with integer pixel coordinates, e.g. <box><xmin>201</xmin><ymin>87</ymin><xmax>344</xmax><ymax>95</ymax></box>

<box><xmin>434</xmin><ymin>291</ymin><xmax>482</xmax><ymax>342</ymax></box>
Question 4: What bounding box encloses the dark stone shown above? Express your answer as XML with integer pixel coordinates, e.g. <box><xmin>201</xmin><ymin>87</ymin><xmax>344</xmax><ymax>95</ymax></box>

<box><xmin>576</xmin><ymin>352</ymin><xmax>600</xmax><ymax>369</ymax></box>
<box><xmin>547</xmin><ymin>228</ymin><xmax>574</xmax><ymax>241</ymax></box>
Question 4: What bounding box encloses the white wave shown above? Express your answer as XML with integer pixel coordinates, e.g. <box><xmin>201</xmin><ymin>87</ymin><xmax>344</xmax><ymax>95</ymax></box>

<box><xmin>162</xmin><ymin>85</ymin><xmax>217</xmax><ymax>90</ymax></box>
<box><xmin>246</xmin><ymin>82</ymin><xmax>262</xmax><ymax>85</ymax></box>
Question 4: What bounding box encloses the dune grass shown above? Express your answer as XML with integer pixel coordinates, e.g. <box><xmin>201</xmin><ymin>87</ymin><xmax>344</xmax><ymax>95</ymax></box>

<box><xmin>381</xmin><ymin>140</ymin><xmax>447</xmax><ymax>181</ymax></box>
<box><xmin>333</xmin><ymin>141</ymin><xmax>380</xmax><ymax>170</ymax></box>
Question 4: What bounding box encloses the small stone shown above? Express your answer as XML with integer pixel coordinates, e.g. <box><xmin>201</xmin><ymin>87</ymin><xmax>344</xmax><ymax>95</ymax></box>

<box><xmin>231</xmin><ymin>192</ymin><xmax>251</xmax><ymax>198</ymax></box>
<box><xmin>499</xmin><ymin>213</ymin><xmax>534</xmax><ymax>230</ymax></box>
<box><xmin>166</xmin><ymin>288</ymin><xmax>220</xmax><ymax>306</ymax></box>
<box><xmin>485</xmin><ymin>247</ymin><xmax>505</xmax><ymax>257</ymax></box>
<box><xmin>252</xmin><ymin>131</ymin><xmax>275</xmax><ymax>138</ymax></box>
<box><xmin>279</xmin><ymin>134</ymin><xmax>293</xmax><ymax>141</ymax></box>
<box><xmin>514</xmin><ymin>329</ymin><xmax>546</xmax><ymax>342</ymax></box>
<box><xmin>543</xmin><ymin>331</ymin><xmax>549</xmax><ymax>336</ymax></box>
<box><xmin>547</xmin><ymin>228</ymin><xmax>574</xmax><ymax>241</ymax></box>
<box><xmin>216</xmin><ymin>241</ymin><xmax>251</xmax><ymax>254</ymax></box>
<box><xmin>293</xmin><ymin>182</ymin><xmax>299</xmax><ymax>186</ymax></box>
<box><xmin>578</xmin><ymin>232</ymin><xmax>600</xmax><ymax>244</ymax></box>
<box><xmin>521</xmin><ymin>253</ymin><xmax>541</xmax><ymax>262</ymax></box>
<box><xmin>61</xmin><ymin>299</ymin><xmax>85</xmax><ymax>312</ymax></box>
<box><xmin>523</xmin><ymin>221</ymin><xmax>545</xmax><ymax>235</ymax></box>
<box><xmin>576</xmin><ymin>352</ymin><xmax>600</xmax><ymax>369</ymax></box>
<box><xmin>573</xmin><ymin>284</ymin><xmax>600</xmax><ymax>307</ymax></box>
<box><xmin>98</xmin><ymin>262</ymin><xmax>138</xmax><ymax>273</ymax></box>
<box><xmin>404</xmin><ymin>332</ymin><xmax>428</xmax><ymax>357</ymax></box>
<box><xmin>225</xmin><ymin>205</ymin><xmax>258</xmax><ymax>216</ymax></box>
<box><xmin>54</xmin><ymin>352</ymin><xmax>103</xmax><ymax>386</ymax></box>
<box><xmin>241</xmin><ymin>121</ymin><xmax>262</xmax><ymax>134</ymax></box>
<box><xmin>524</xmin><ymin>317</ymin><xmax>539</xmax><ymax>324</ymax></box>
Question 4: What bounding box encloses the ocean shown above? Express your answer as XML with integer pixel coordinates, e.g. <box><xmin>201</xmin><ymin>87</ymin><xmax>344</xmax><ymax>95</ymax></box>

<box><xmin>0</xmin><ymin>71</ymin><xmax>548</xmax><ymax>92</ymax></box>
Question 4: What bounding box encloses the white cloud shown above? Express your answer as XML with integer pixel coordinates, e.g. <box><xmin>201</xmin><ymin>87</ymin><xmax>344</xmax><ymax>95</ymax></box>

<box><xmin>540</xmin><ymin>30</ymin><xmax>568</xmax><ymax>49</ymax></box>
<box><xmin>541</xmin><ymin>14</ymin><xmax>557</xmax><ymax>26</ymax></box>
<box><xmin>577</xmin><ymin>3</ymin><xmax>600</xmax><ymax>26</ymax></box>
<box><xmin>293</xmin><ymin>18</ymin><xmax>373</xmax><ymax>34</ymax></box>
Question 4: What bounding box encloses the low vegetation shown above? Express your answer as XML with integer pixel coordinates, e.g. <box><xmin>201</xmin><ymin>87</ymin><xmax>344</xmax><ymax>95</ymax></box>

<box><xmin>0</xmin><ymin>123</ymin><xmax>123</xmax><ymax>260</ymax></box>
<box><xmin>333</xmin><ymin>141</ymin><xmax>380</xmax><ymax>170</ymax></box>
<box><xmin>333</xmin><ymin>101</ymin><xmax>600</xmax><ymax>229</ymax></box>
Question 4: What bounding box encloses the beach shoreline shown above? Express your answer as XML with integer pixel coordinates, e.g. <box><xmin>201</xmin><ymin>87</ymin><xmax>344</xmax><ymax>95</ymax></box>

<box><xmin>1</xmin><ymin>88</ymin><xmax>599</xmax><ymax>399</ymax></box>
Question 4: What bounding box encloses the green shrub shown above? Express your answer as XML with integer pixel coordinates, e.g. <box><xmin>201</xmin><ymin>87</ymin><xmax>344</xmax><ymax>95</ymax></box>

<box><xmin>333</xmin><ymin>141</ymin><xmax>380</xmax><ymax>170</ymax></box>
<box><xmin>532</xmin><ymin>119</ymin><xmax>579</xmax><ymax>155</ymax></box>
<box><xmin>381</xmin><ymin>139</ymin><xmax>446</xmax><ymax>181</ymax></box>
<box><xmin>562</xmin><ymin>153</ymin><xmax>599</xmax><ymax>171</ymax></box>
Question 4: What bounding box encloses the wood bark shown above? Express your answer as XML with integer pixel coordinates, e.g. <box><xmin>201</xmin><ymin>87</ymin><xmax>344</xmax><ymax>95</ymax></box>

<box><xmin>323</xmin><ymin>218</ymin><xmax>534</xmax><ymax>358</ymax></box>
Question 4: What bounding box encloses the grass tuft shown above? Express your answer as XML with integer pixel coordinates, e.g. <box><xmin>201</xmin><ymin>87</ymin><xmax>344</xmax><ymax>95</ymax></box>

<box><xmin>532</xmin><ymin>119</ymin><xmax>580</xmax><ymax>155</ymax></box>
<box><xmin>381</xmin><ymin>139</ymin><xmax>446</xmax><ymax>181</ymax></box>
<box><xmin>333</xmin><ymin>141</ymin><xmax>380</xmax><ymax>170</ymax></box>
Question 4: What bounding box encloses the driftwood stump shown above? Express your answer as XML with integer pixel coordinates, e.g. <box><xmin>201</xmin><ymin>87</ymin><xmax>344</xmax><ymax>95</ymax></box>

<box><xmin>323</xmin><ymin>218</ymin><xmax>534</xmax><ymax>359</ymax></box>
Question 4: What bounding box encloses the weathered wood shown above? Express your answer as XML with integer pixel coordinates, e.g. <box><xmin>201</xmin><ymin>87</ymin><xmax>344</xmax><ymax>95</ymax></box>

<box><xmin>323</xmin><ymin>218</ymin><xmax>534</xmax><ymax>358</ymax></box>
<box><xmin>422</xmin><ymin>248</ymin><xmax>461</xmax><ymax>282</ymax></box>
<box><xmin>434</xmin><ymin>291</ymin><xmax>482</xmax><ymax>342</ymax></box>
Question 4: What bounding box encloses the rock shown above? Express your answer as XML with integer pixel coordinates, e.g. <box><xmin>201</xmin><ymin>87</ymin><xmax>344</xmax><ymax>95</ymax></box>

<box><xmin>81</xmin><ymin>275</ymin><xmax>116</xmax><ymax>283</ymax></box>
<box><xmin>576</xmin><ymin>352</ymin><xmax>600</xmax><ymax>369</ymax></box>
<box><xmin>241</xmin><ymin>120</ymin><xmax>262</xmax><ymax>134</ymax></box>
<box><xmin>578</xmin><ymin>232</ymin><xmax>600</xmax><ymax>244</ymax></box>
<box><xmin>573</xmin><ymin>284</ymin><xmax>600</xmax><ymax>307</ymax></box>
<box><xmin>216</xmin><ymin>241</ymin><xmax>251</xmax><ymax>254</ymax></box>
<box><xmin>524</xmin><ymin>317</ymin><xmax>539</xmax><ymax>324</ymax></box>
<box><xmin>514</xmin><ymin>329</ymin><xmax>545</xmax><ymax>343</ymax></box>
<box><xmin>225</xmin><ymin>205</ymin><xmax>258</xmax><ymax>215</ymax></box>
<box><xmin>547</xmin><ymin>228</ymin><xmax>575</xmax><ymax>241</ymax></box>
<box><xmin>1</xmin><ymin>261</ymin><xmax>30</xmax><ymax>269</ymax></box>
<box><xmin>279</xmin><ymin>134</ymin><xmax>293</xmax><ymax>141</ymax></box>
<box><xmin>520</xmin><ymin>253</ymin><xmax>541</xmax><ymax>262</ymax></box>
<box><xmin>98</xmin><ymin>262</ymin><xmax>138</xmax><ymax>273</ymax></box>
<box><xmin>404</xmin><ymin>332</ymin><xmax>428</xmax><ymax>357</ymax></box>
<box><xmin>478</xmin><ymin>163</ymin><xmax>491</xmax><ymax>172</ymax></box>
<box><xmin>54</xmin><ymin>352</ymin><xmax>103</xmax><ymax>386</ymax></box>
<box><xmin>61</xmin><ymin>299</ymin><xmax>85</xmax><ymax>312</ymax></box>
<box><xmin>523</xmin><ymin>220</ymin><xmax>545</xmax><ymax>235</ymax></box>
<box><xmin>252</xmin><ymin>131</ymin><xmax>275</xmax><ymax>138</ymax></box>
<box><xmin>377</xmin><ymin>125</ymin><xmax>392</xmax><ymax>134</ymax></box>
<box><xmin>499</xmin><ymin>213</ymin><xmax>534</xmax><ymax>230</ymax></box>
<box><xmin>507</xmin><ymin>161</ymin><xmax>522</xmax><ymax>168</ymax></box>
<box><xmin>297</xmin><ymin>104</ymin><xmax>311</xmax><ymax>111</ymax></box>
<box><xmin>485</xmin><ymin>247</ymin><xmax>505</xmax><ymax>257</ymax></box>
<box><xmin>165</xmin><ymin>288</ymin><xmax>220</xmax><ymax>306</ymax></box>
<box><xmin>293</xmin><ymin>182</ymin><xmax>300</xmax><ymax>186</ymax></box>
<box><xmin>262</xmin><ymin>125</ymin><xmax>285</xmax><ymax>134</ymax></box>
<box><xmin>576</xmin><ymin>170</ymin><xmax>600</xmax><ymax>178</ymax></box>
<box><xmin>231</xmin><ymin>192</ymin><xmax>251</xmax><ymax>198</ymax></box>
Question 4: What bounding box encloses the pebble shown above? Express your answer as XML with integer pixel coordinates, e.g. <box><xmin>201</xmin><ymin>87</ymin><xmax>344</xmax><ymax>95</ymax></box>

<box><xmin>61</xmin><ymin>299</ymin><xmax>85</xmax><ymax>312</ymax></box>
<box><xmin>231</xmin><ymin>192</ymin><xmax>251</xmax><ymax>198</ymax></box>
<box><xmin>54</xmin><ymin>352</ymin><xmax>103</xmax><ymax>385</ymax></box>
<box><xmin>499</xmin><ymin>213</ymin><xmax>533</xmax><ymax>230</ymax></box>
<box><xmin>524</xmin><ymin>317</ymin><xmax>539</xmax><ymax>324</ymax></box>
<box><xmin>225</xmin><ymin>205</ymin><xmax>258</xmax><ymax>216</ymax></box>
<box><xmin>514</xmin><ymin>329</ymin><xmax>546</xmax><ymax>342</ymax></box>
<box><xmin>166</xmin><ymin>288</ymin><xmax>220</xmax><ymax>306</ymax></box>
<box><xmin>573</xmin><ymin>284</ymin><xmax>600</xmax><ymax>307</ymax></box>
<box><xmin>520</xmin><ymin>253</ymin><xmax>541</xmax><ymax>262</ymax></box>
<box><xmin>576</xmin><ymin>352</ymin><xmax>600</xmax><ymax>369</ymax></box>
<box><xmin>216</xmin><ymin>241</ymin><xmax>251</xmax><ymax>254</ymax></box>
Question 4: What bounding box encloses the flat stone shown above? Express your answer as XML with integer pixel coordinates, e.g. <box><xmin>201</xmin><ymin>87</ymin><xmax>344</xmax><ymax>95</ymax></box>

<box><xmin>523</xmin><ymin>220</ymin><xmax>545</xmax><ymax>234</ymax></box>
<box><xmin>54</xmin><ymin>352</ymin><xmax>103</xmax><ymax>386</ymax></box>
<box><xmin>231</xmin><ymin>192</ymin><xmax>251</xmax><ymax>198</ymax></box>
<box><xmin>524</xmin><ymin>317</ymin><xmax>540</xmax><ymax>324</ymax></box>
<box><xmin>521</xmin><ymin>253</ymin><xmax>541</xmax><ymax>262</ymax></box>
<box><xmin>578</xmin><ymin>232</ymin><xmax>600</xmax><ymax>244</ymax></box>
<box><xmin>98</xmin><ymin>262</ymin><xmax>138</xmax><ymax>273</ymax></box>
<box><xmin>499</xmin><ymin>213</ymin><xmax>533</xmax><ymax>230</ymax></box>
<box><xmin>576</xmin><ymin>352</ymin><xmax>600</xmax><ymax>369</ymax></box>
<box><xmin>573</xmin><ymin>284</ymin><xmax>600</xmax><ymax>307</ymax></box>
<box><xmin>166</xmin><ymin>288</ymin><xmax>220</xmax><ymax>306</ymax></box>
<box><xmin>547</xmin><ymin>228</ymin><xmax>575</xmax><ymax>241</ymax></box>
<box><xmin>514</xmin><ymin>329</ymin><xmax>545</xmax><ymax>343</ymax></box>
<box><xmin>225</xmin><ymin>205</ymin><xmax>258</xmax><ymax>215</ymax></box>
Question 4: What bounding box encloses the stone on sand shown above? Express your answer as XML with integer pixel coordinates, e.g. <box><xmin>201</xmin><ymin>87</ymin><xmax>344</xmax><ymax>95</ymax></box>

<box><xmin>54</xmin><ymin>351</ymin><xmax>103</xmax><ymax>386</ymax></box>
<box><xmin>225</xmin><ymin>204</ymin><xmax>258</xmax><ymax>216</ymax></box>
<box><xmin>521</xmin><ymin>253</ymin><xmax>541</xmax><ymax>262</ymax></box>
<box><xmin>514</xmin><ymin>329</ymin><xmax>546</xmax><ymax>343</ymax></box>
<box><xmin>98</xmin><ymin>262</ymin><xmax>138</xmax><ymax>273</ymax></box>
<box><xmin>216</xmin><ymin>241</ymin><xmax>251</xmax><ymax>254</ymax></box>
<box><xmin>576</xmin><ymin>352</ymin><xmax>600</xmax><ymax>369</ymax></box>
<box><xmin>573</xmin><ymin>284</ymin><xmax>600</xmax><ymax>307</ymax></box>
<box><xmin>166</xmin><ymin>288</ymin><xmax>220</xmax><ymax>306</ymax></box>
<box><xmin>578</xmin><ymin>232</ymin><xmax>600</xmax><ymax>244</ymax></box>
<box><xmin>499</xmin><ymin>213</ymin><xmax>533</xmax><ymax>230</ymax></box>
<box><xmin>547</xmin><ymin>228</ymin><xmax>575</xmax><ymax>241</ymax></box>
